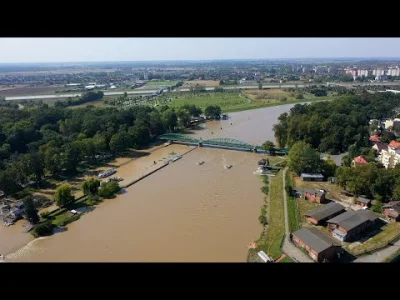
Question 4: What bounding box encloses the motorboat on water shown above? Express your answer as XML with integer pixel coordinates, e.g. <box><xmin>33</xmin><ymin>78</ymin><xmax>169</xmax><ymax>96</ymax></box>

<box><xmin>224</xmin><ymin>164</ymin><xmax>232</xmax><ymax>169</ymax></box>
<box><xmin>196</xmin><ymin>161</ymin><xmax>204</xmax><ymax>165</ymax></box>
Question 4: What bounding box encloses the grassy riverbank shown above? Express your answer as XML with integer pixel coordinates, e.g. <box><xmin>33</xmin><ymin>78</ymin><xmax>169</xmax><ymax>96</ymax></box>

<box><xmin>251</xmin><ymin>170</ymin><xmax>285</xmax><ymax>260</ymax></box>
<box><xmin>285</xmin><ymin>171</ymin><xmax>300</xmax><ymax>233</ymax></box>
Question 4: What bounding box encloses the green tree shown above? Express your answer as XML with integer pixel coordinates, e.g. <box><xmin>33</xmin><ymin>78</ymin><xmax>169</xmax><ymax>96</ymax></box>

<box><xmin>161</xmin><ymin>109</ymin><xmax>178</xmax><ymax>132</ymax></box>
<box><xmin>124</xmin><ymin>92</ymin><xmax>128</xmax><ymax>97</ymax></box>
<box><xmin>392</xmin><ymin>184</ymin><xmax>400</xmax><ymax>201</ymax></box>
<box><xmin>82</xmin><ymin>177</ymin><xmax>101</xmax><ymax>196</ymax></box>
<box><xmin>43</xmin><ymin>147</ymin><xmax>62</xmax><ymax>175</ymax></box>
<box><xmin>219</xmin><ymin>80</ymin><xmax>224</xmax><ymax>85</ymax></box>
<box><xmin>98</xmin><ymin>181</ymin><xmax>121</xmax><ymax>198</ymax></box>
<box><xmin>321</xmin><ymin>156</ymin><xmax>337</xmax><ymax>178</ymax></box>
<box><xmin>204</xmin><ymin>105</ymin><xmax>222</xmax><ymax>119</ymax></box>
<box><xmin>54</xmin><ymin>183</ymin><xmax>75</xmax><ymax>208</ymax></box>
<box><xmin>23</xmin><ymin>151</ymin><xmax>45</xmax><ymax>187</ymax></box>
<box><xmin>262</xmin><ymin>140</ymin><xmax>276</xmax><ymax>156</ymax></box>
<box><xmin>63</xmin><ymin>143</ymin><xmax>81</xmax><ymax>173</ymax></box>
<box><xmin>176</xmin><ymin>108</ymin><xmax>191</xmax><ymax>128</ymax></box>
<box><xmin>273</xmin><ymin>123</ymin><xmax>287</xmax><ymax>148</ymax></box>
<box><xmin>288</xmin><ymin>141</ymin><xmax>322</xmax><ymax>176</ymax></box>
<box><xmin>23</xmin><ymin>197</ymin><xmax>39</xmax><ymax>224</ymax></box>
<box><xmin>258</xmin><ymin>82</ymin><xmax>262</xmax><ymax>90</ymax></box>
<box><xmin>295</xmin><ymin>93</ymin><xmax>304</xmax><ymax>99</ymax></box>
<box><xmin>32</xmin><ymin>221</ymin><xmax>54</xmax><ymax>237</ymax></box>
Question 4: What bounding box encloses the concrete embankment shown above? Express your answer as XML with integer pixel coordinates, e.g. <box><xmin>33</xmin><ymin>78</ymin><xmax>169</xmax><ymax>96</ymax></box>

<box><xmin>122</xmin><ymin>146</ymin><xmax>197</xmax><ymax>189</ymax></box>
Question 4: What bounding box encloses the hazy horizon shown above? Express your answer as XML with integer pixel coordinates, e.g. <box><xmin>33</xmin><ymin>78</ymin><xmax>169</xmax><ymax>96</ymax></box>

<box><xmin>1</xmin><ymin>38</ymin><xmax>400</xmax><ymax>63</ymax></box>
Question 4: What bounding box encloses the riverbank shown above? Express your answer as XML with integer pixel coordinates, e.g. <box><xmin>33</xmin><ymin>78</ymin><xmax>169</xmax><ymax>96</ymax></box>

<box><xmin>247</xmin><ymin>157</ymin><xmax>288</xmax><ymax>262</ymax></box>
<box><xmin>1</xmin><ymin>143</ymin><xmax>195</xmax><ymax>257</ymax></box>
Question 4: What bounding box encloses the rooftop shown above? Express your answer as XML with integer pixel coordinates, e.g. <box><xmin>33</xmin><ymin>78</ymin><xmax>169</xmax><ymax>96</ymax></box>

<box><xmin>388</xmin><ymin>140</ymin><xmax>400</xmax><ymax>150</ymax></box>
<box><xmin>356</xmin><ymin>196</ymin><xmax>372</xmax><ymax>204</ymax></box>
<box><xmin>383</xmin><ymin>201</ymin><xmax>400</xmax><ymax>213</ymax></box>
<box><xmin>292</xmin><ymin>227</ymin><xmax>341</xmax><ymax>253</ymax></box>
<box><xmin>353</xmin><ymin>155</ymin><xmax>368</xmax><ymax>165</ymax></box>
<box><xmin>303</xmin><ymin>188</ymin><xmax>325</xmax><ymax>197</ymax></box>
<box><xmin>327</xmin><ymin>210</ymin><xmax>379</xmax><ymax>231</ymax></box>
<box><xmin>305</xmin><ymin>202</ymin><xmax>346</xmax><ymax>222</ymax></box>
<box><xmin>369</xmin><ymin>135</ymin><xmax>381</xmax><ymax>143</ymax></box>
<box><xmin>373</xmin><ymin>142</ymin><xmax>388</xmax><ymax>152</ymax></box>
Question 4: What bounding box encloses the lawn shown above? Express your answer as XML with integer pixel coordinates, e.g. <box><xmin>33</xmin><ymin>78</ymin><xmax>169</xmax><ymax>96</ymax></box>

<box><xmin>346</xmin><ymin>222</ymin><xmax>400</xmax><ymax>256</ymax></box>
<box><xmin>164</xmin><ymin>91</ymin><xmax>334</xmax><ymax>114</ymax></box>
<box><xmin>280</xmin><ymin>256</ymin><xmax>296</xmax><ymax>263</ymax></box>
<box><xmin>256</xmin><ymin>171</ymin><xmax>285</xmax><ymax>260</ymax></box>
<box><xmin>44</xmin><ymin>196</ymin><xmax>91</xmax><ymax>227</ymax></box>
<box><xmin>146</xmin><ymin>80</ymin><xmax>179</xmax><ymax>86</ymax></box>
<box><xmin>297</xmin><ymin>199</ymin><xmax>320</xmax><ymax>226</ymax></box>
<box><xmin>293</xmin><ymin>176</ymin><xmax>342</xmax><ymax>201</ymax></box>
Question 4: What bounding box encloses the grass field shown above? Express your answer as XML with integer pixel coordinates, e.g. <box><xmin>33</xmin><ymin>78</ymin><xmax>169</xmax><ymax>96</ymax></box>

<box><xmin>146</xmin><ymin>80</ymin><xmax>179</xmax><ymax>86</ymax></box>
<box><xmin>256</xmin><ymin>171</ymin><xmax>285</xmax><ymax>260</ymax></box>
<box><xmin>293</xmin><ymin>176</ymin><xmax>342</xmax><ymax>201</ymax></box>
<box><xmin>0</xmin><ymin>85</ymin><xmax>64</xmax><ymax>96</ymax></box>
<box><xmin>346</xmin><ymin>222</ymin><xmax>400</xmax><ymax>256</ymax></box>
<box><xmin>163</xmin><ymin>91</ymin><xmax>333</xmax><ymax>113</ymax></box>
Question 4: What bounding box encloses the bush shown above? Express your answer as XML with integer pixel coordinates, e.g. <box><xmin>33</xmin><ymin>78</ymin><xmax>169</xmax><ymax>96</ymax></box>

<box><xmin>98</xmin><ymin>181</ymin><xmax>121</xmax><ymax>199</ymax></box>
<box><xmin>32</xmin><ymin>221</ymin><xmax>55</xmax><ymax>237</ymax></box>
<box><xmin>40</xmin><ymin>211</ymin><xmax>51</xmax><ymax>219</ymax></box>
<box><xmin>295</xmin><ymin>93</ymin><xmax>304</xmax><ymax>99</ymax></box>
<box><xmin>261</xmin><ymin>185</ymin><xmax>269</xmax><ymax>195</ymax></box>
<box><xmin>371</xmin><ymin>201</ymin><xmax>383</xmax><ymax>214</ymax></box>
<box><xmin>258</xmin><ymin>215</ymin><xmax>268</xmax><ymax>225</ymax></box>
<box><xmin>280</xmin><ymin>96</ymin><xmax>287</xmax><ymax>102</ymax></box>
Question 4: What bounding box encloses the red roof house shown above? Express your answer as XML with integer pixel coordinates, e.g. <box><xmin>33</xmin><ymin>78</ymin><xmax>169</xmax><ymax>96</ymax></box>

<box><xmin>352</xmin><ymin>155</ymin><xmax>368</xmax><ymax>166</ymax></box>
<box><xmin>388</xmin><ymin>140</ymin><xmax>400</xmax><ymax>150</ymax></box>
<box><xmin>369</xmin><ymin>135</ymin><xmax>381</xmax><ymax>143</ymax></box>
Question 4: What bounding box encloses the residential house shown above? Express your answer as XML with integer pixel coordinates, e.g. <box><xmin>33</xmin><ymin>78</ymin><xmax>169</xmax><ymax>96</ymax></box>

<box><xmin>372</xmin><ymin>142</ymin><xmax>388</xmax><ymax>154</ymax></box>
<box><xmin>383</xmin><ymin>202</ymin><xmax>400</xmax><ymax>221</ymax></box>
<box><xmin>291</xmin><ymin>227</ymin><xmax>342</xmax><ymax>262</ymax></box>
<box><xmin>369</xmin><ymin>135</ymin><xmax>381</xmax><ymax>143</ymax></box>
<box><xmin>326</xmin><ymin>210</ymin><xmax>379</xmax><ymax>242</ymax></box>
<box><xmin>355</xmin><ymin>196</ymin><xmax>372</xmax><ymax>208</ymax></box>
<box><xmin>352</xmin><ymin>155</ymin><xmax>368</xmax><ymax>167</ymax></box>
<box><xmin>300</xmin><ymin>173</ymin><xmax>324</xmax><ymax>182</ymax></box>
<box><xmin>378</xmin><ymin>140</ymin><xmax>400</xmax><ymax>168</ymax></box>
<box><xmin>303</xmin><ymin>188</ymin><xmax>327</xmax><ymax>204</ymax></box>
<box><xmin>305</xmin><ymin>202</ymin><xmax>346</xmax><ymax>225</ymax></box>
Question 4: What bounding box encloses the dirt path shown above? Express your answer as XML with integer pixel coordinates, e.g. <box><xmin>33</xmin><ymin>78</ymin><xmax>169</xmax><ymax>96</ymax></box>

<box><xmin>281</xmin><ymin>168</ymin><xmax>313</xmax><ymax>263</ymax></box>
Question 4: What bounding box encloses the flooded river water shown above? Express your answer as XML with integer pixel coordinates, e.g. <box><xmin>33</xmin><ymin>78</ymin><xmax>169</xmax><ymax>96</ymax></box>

<box><xmin>4</xmin><ymin>104</ymin><xmax>300</xmax><ymax>262</ymax></box>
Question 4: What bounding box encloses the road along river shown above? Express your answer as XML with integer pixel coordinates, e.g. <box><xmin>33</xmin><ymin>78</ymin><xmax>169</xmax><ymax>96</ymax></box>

<box><xmin>4</xmin><ymin>103</ymin><xmax>300</xmax><ymax>262</ymax></box>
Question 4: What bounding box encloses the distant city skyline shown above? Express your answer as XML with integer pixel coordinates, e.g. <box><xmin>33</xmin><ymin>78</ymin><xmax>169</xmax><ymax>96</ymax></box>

<box><xmin>1</xmin><ymin>38</ymin><xmax>400</xmax><ymax>63</ymax></box>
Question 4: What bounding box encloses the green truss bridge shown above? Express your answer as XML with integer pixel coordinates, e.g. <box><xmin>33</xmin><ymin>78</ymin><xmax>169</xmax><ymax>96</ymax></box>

<box><xmin>158</xmin><ymin>133</ymin><xmax>289</xmax><ymax>154</ymax></box>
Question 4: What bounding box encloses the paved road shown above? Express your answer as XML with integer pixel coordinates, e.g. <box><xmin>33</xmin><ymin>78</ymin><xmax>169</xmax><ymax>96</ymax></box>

<box><xmin>281</xmin><ymin>168</ymin><xmax>313</xmax><ymax>263</ymax></box>
<box><xmin>353</xmin><ymin>239</ymin><xmax>400</xmax><ymax>263</ymax></box>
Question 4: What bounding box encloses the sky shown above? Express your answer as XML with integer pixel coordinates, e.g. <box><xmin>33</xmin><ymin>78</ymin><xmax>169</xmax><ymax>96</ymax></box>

<box><xmin>0</xmin><ymin>38</ymin><xmax>399</xmax><ymax>63</ymax></box>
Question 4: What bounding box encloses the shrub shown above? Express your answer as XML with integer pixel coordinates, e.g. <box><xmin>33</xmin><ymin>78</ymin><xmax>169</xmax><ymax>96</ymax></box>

<box><xmin>59</xmin><ymin>214</ymin><xmax>80</xmax><ymax>227</ymax></box>
<box><xmin>261</xmin><ymin>185</ymin><xmax>269</xmax><ymax>195</ymax></box>
<box><xmin>98</xmin><ymin>181</ymin><xmax>121</xmax><ymax>199</ymax></box>
<box><xmin>32</xmin><ymin>221</ymin><xmax>55</xmax><ymax>237</ymax></box>
<box><xmin>258</xmin><ymin>215</ymin><xmax>268</xmax><ymax>225</ymax></box>
<box><xmin>295</xmin><ymin>93</ymin><xmax>304</xmax><ymax>99</ymax></box>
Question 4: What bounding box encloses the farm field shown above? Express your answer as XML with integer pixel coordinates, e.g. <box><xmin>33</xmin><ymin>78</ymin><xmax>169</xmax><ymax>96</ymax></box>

<box><xmin>146</xmin><ymin>80</ymin><xmax>178</xmax><ymax>86</ymax></box>
<box><xmin>0</xmin><ymin>85</ymin><xmax>64</xmax><ymax>96</ymax></box>
<box><xmin>182</xmin><ymin>80</ymin><xmax>220</xmax><ymax>87</ymax></box>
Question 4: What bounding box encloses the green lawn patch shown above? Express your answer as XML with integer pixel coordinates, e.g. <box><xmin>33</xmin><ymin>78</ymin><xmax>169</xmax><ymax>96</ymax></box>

<box><xmin>146</xmin><ymin>80</ymin><xmax>178</xmax><ymax>86</ymax></box>
<box><xmin>280</xmin><ymin>256</ymin><xmax>296</xmax><ymax>263</ymax></box>
<box><xmin>256</xmin><ymin>171</ymin><xmax>285</xmax><ymax>260</ymax></box>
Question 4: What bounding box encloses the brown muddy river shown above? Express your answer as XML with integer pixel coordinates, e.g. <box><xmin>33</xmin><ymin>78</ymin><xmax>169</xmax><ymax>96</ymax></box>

<box><xmin>4</xmin><ymin>104</ymin><xmax>299</xmax><ymax>262</ymax></box>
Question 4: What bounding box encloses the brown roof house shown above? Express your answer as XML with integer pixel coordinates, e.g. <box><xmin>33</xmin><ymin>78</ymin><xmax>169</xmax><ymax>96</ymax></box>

<box><xmin>372</xmin><ymin>142</ymin><xmax>388</xmax><ymax>154</ymax></box>
<box><xmin>305</xmin><ymin>202</ymin><xmax>346</xmax><ymax>225</ymax></box>
<box><xmin>352</xmin><ymin>155</ymin><xmax>368</xmax><ymax>167</ymax></box>
<box><xmin>383</xmin><ymin>202</ymin><xmax>400</xmax><ymax>221</ymax></box>
<box><xmin>303</xmin><ymin>188</ymin><xmax>327</xmax><ymax>204</ymax></box>
<box><xmin>326</xmin><ymin>210</ymin><xmax>379</xmax><ymax>242</ymax></box>
<box><xmin>292</xmin><ymin>227</ymin><xmax>342</xmax><ymax>262</ymax></box>
<box><xmin>355</xmin><ymin>196</ymin><xmax>372</xmax><ymax>208</ymax></box>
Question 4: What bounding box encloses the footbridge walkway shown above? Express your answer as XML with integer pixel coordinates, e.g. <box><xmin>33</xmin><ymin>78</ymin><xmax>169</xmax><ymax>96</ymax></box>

<box><xmin>158</xmin><ymin>133</ymin><xmax>289</xmax><ymax>155</ymax></box>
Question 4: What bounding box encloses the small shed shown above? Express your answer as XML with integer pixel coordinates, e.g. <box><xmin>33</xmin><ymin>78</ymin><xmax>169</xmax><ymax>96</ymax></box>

<box><xmin>300</xmin><ymin>173</ymin><xmax>324</xmax><ymax>182</ymax></box>
<box><xmin>355</xmin><ymin>196</ymin><xmax>372</xmax><ymax>208</ymax></box>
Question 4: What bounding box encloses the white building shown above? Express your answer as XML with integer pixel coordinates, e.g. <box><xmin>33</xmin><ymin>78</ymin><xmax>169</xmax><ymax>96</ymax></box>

<box><xmin>379</xmin><ymin>140</ymin><xmax>400</xmax><ymax>168</ymax></box>
<box><xmin>387</xmin><ymin>67</ymin><xmax>400</xmax><ymax>77</ymax></box>
<box><xmin>372</xmin><ymin>69</ymin><xmax>385</xmax><ymax>76</ymax></box>
<box><xmin>358</xmin><ymin>69</ymin><xmax>370</xmax><ymax>77</ymax></box>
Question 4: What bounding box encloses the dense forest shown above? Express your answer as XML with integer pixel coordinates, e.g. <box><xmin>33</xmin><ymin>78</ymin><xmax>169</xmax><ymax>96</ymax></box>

<box><xmin>0</xmin><ymin>101</ymin><xmax>205</xmax><ymax>196</ymax></box>
<box><xmin>273</xmin><ymin>92</ymin><xmax>400</xmax><ymax>153</ymax></box>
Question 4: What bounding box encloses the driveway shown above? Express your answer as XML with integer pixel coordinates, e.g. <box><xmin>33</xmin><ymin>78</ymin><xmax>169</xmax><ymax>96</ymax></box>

<box><xmin>353</xmin><ymin>239</ymin><xmax>400</xmax><ymax>262</ymax></box>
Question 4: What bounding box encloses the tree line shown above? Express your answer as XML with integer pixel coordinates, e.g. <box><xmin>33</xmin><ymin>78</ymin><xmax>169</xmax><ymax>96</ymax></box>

<box><xmin>273</xmin><ymin>92</ymin><xmax>400</xmax><ymax>154</ymax></box>
<box><xmin>0</xmin><ymin>101</ymin><xmax>205</xmax><ymax>197</ymax></box>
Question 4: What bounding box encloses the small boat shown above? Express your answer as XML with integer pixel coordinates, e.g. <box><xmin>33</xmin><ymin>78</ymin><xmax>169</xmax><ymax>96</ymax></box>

<box><xmin>196</xmin><ymin>161</ymin><xmax>204</xmax><ymax>165</ymax></box>
<box><xmin>224</xmin><ymin>164</ymin><xmax>232</xmax><ymax>169</ymax></box>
